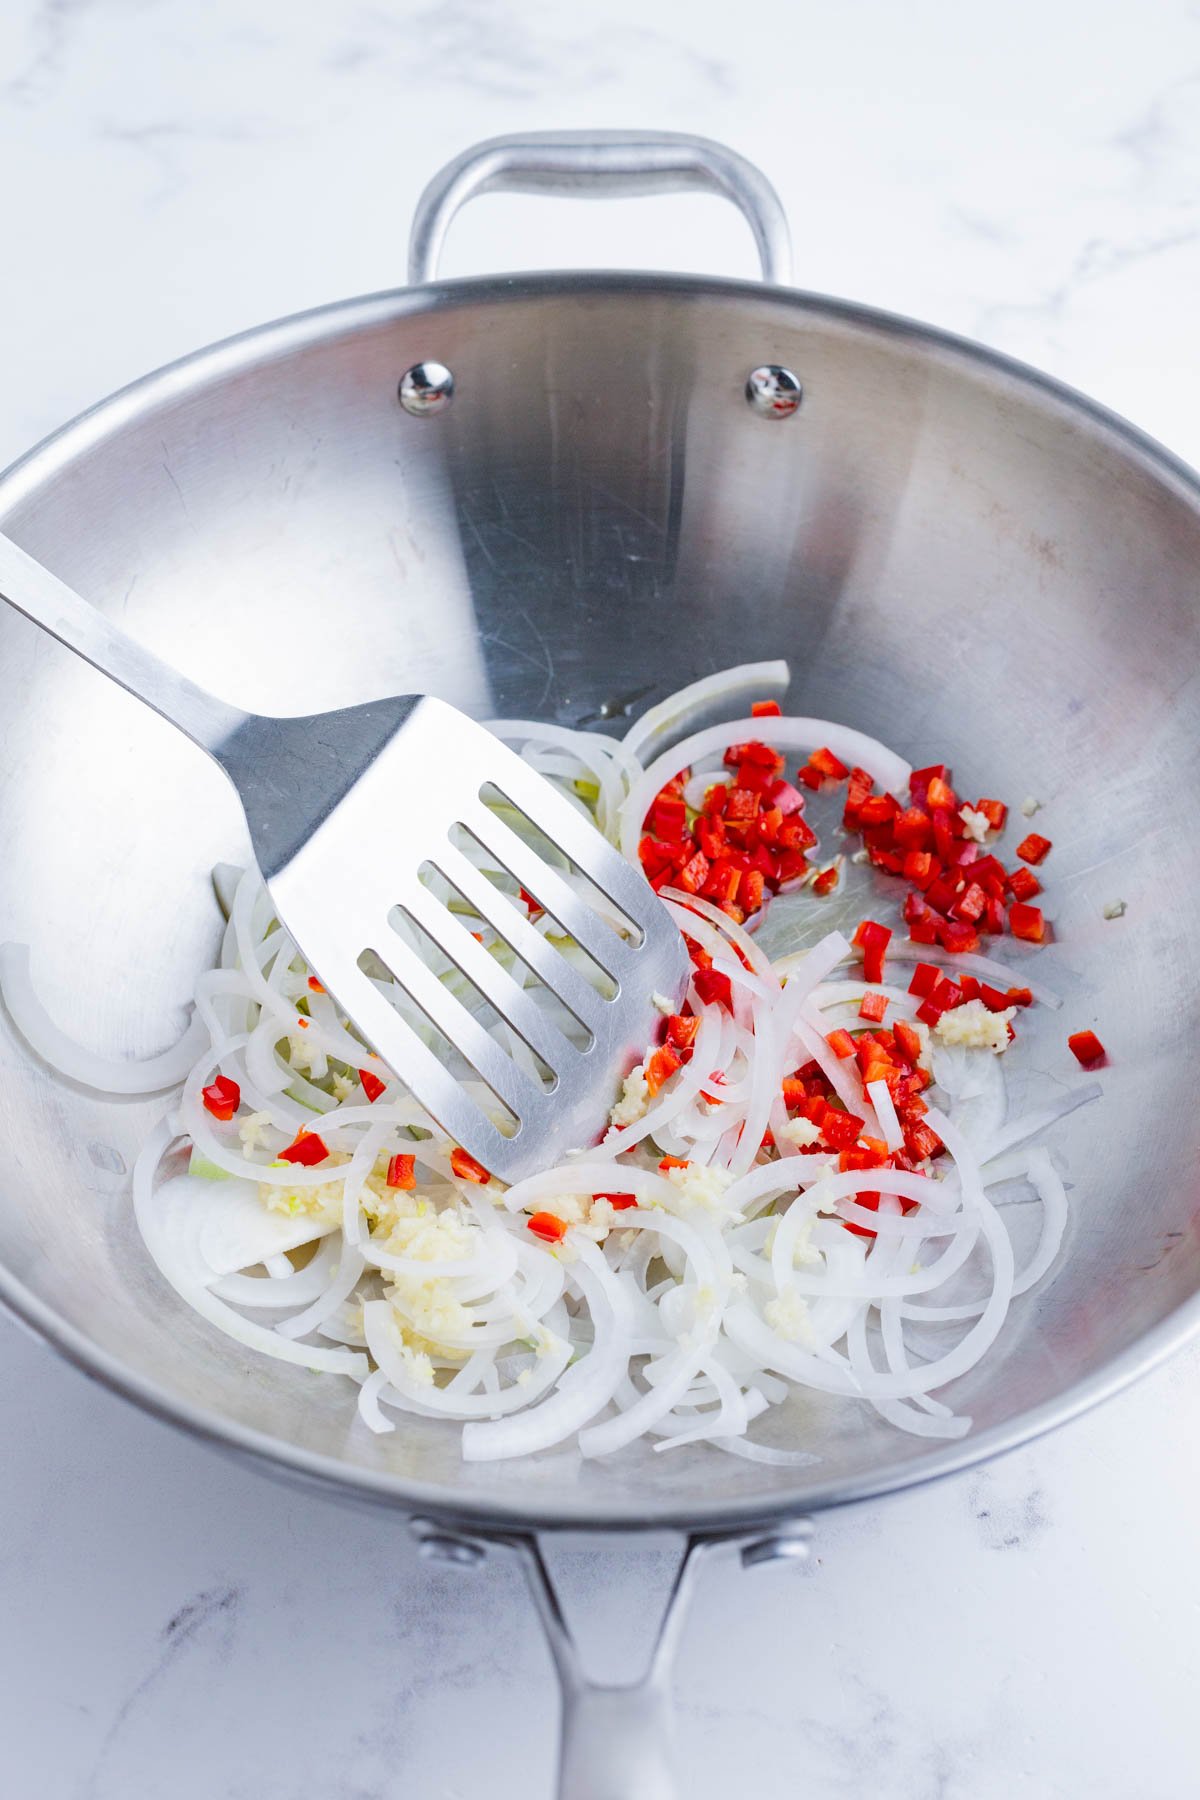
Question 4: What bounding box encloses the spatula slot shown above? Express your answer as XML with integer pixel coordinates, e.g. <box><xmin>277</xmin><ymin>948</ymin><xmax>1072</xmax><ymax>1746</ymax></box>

<box><xmin>476</xmin><ymin>782</ymin><xmax>646</xmax><ymax>951</ymax></box>
<box><xmin>387</xmin><ymin>897</ymin><xmax>560</xmax><ymax>1092</ymax></box>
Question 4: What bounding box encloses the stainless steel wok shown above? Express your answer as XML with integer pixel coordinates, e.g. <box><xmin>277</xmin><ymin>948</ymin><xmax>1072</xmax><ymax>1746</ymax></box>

<box><xmin>2</xmin><ymin>132</ymin><xmax>1198</xmax><ymax>1796</ymax></box>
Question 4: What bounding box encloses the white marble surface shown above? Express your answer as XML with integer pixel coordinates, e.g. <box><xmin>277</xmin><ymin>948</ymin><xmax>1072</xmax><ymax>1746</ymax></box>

<box><xmin>2</xmin><ymin>2</ymin><xmax>1200</xmax><ymax>1794</ymax></box>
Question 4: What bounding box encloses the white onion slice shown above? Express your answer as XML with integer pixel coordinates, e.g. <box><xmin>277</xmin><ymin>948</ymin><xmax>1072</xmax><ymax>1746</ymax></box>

<box><xmin>0</xmin><ymin>943</ymin><xmax>208</xmax><ymax>1094</ymax></box>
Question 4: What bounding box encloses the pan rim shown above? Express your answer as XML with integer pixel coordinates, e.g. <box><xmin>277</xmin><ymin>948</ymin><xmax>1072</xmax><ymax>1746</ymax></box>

<box><xmin>3</xmin><ymin>267</ymin><xmax>1199</xmax><ymax>1531</ymax></box>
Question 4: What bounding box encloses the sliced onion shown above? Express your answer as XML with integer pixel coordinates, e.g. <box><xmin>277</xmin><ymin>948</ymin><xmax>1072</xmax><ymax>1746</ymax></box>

<box><xmin>0</xmin><ymin>943</ymin><xmax>208</xmax><ymax>1094</ymax></box>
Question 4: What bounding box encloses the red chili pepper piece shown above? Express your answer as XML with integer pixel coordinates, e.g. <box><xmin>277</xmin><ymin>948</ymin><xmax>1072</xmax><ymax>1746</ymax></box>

<box><xmin>1016</xmin><ymin>833</ymin><xmax>1052</xmax><ymax>865</ymax></box>
<box><xmin>952</xmin><ymin>882</ymin><xmax>987</xmax><ymax>923</ymax></box>
<box><xmin>915</xmin><ymin>998</ymin><xmax>944</xmax><ymax>1027</ymax></box>
<box><xmin>925</xmin><ymin>775</ymin><xmax>957</xmax><ymax>810</ymax></box>
<box><xmin>893</xmin><ymin>1020</ymin><xmax>923</xmax><ymax>1065</ymax></box>
<box><xmin>812</xmin><ymin>864</ymin><xmax>840</xmax><ymax>895</ymax></box>
<box><xmin>450</xmin><ymin>1146</ymin><xmax>491</xmax><ymax>1184</ymax></box>
<box><xmin>820</xmin><ymin>1109</ymin><xmax>864</xmax><ymax>1150</ymax></box>
<box><xmin>859</xmin><ymin>991</ymin><xmax>888</xmax><ymax>1023</ymax></box>
<box><xmin>596</xmin><ymin>1192</ymin><xmax>638</xmax><ymax>1210</ymax></box>
<box><xmin>974</xmin><ymin>798</ymin><xmax>1008</xmax><ymax>831</ymax></box>
<box><xmin>907</xmin><ymin>962</ymin><xmax>940</xmax><ymax>999</ymax></box>
<box><xmin>665</xmin><ymin>1013</ymin><xmax>700</xmax><ymax>1052</ymax></box>
<box><xmin>1068</xmin><ymin>1030</ymin><xmax>1106</xmax><ymax>1067</ymax></box>
<box><xmin>825</xmin><ymin>1028</ymin><xmax>857</xmax><ymax>1060</ymax></box>
<box><xmin>751</xmin><ymin>698</ymin><xmax>782</xmax><ymax>716</ymax></box>
<box><xmin>1009</xmin><ymin>902</ymin><xmax>1046</xmax><ymax>942</ymax></box>
<box><xmin>645</xmin><ymin>1045</ymin><xmax>683</xmax><ymax>1096</ymax></box>
<box><xmin>279</xmin><ymin>1130</ymin><xmax>329</xmax><ymax>1167</ymax></box>
<box><xmin>1006</xmin><ymin>986</ymin><xmax>1034</xmax><ymax>1008</ymax></box>
<box><xmin>527</xmin><ymin>1212</ymin><xmax>567</xmax><ymax>1243</ymax></box>
<box><xmin>306</xmin><ymin>976</ymin><xmax>325</xmax><ymax>993</ymax></box>
<box><xmin>693</xmin><ymin>967</ymin><xmax>734</xmax><ymax>1011</ymax></box>
<box><xmin>854</xmin><ymin>919</ymin><xmax>892</xmax><ymax>984</ymax></box>
<box><xmin>386</xmin><ymin>1153</ymin><xmax>416</xmax><ymax>1190</ymax></box>
<box><xmin>650</xmin><ymin>796</ymin><xmax>688</xmax><ymax>841</ymax></box>
<box><xmin>1008</xmin><ymin>866</ymin><xmax>1042</xmax><ymax>902</ymax></box>
<box><xmin>658</xmin><ymin>1155</ymin><xmax>689</xmax><ymax>1172</ymax></box>
<box><xmin>807</xmin><ymin>746</ymin><xmax>849</xmax><ymax>780</ymax></box>
<box><xmin>904</xmin><ymin>1120</ymin><xmax>944</xmax><ymax>1161</ymax></box>
<box><xmin>359</xmin><ymin>1067</ymin><xmax>386</xmax><ymax>1103</ymax></box>
<box><xmin>201</xmin><ymin>1074</ymin><xmax>241</xmax><ymax>1121</ymax></box>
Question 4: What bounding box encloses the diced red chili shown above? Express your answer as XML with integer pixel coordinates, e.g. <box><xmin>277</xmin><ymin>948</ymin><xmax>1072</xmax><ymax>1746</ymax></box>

<box><xmin>645</xmin><ymin>1045</ymin><xmax>682</xmax><ymax>1096</ymax></box>
<box><xmin>279</xmin><ymin>1130</ymin><xmax>329</xmax><ymax>1167</ymax></box>
<box><xmin>979</xmin><ymin>983</ymin><xmax>1011</xmax><ymax>1012</ymax></box>
<box><xmin>925</xmin><ymin>775</ymin><xmax>957</xmax><ymax>810</ymax></box>
<box><xmin>903</xmin><ymin>850</ymin><xmax>937</xmax><ymax>888</ymax></box>
<box><xmin>812</xmin><ymin>864</ymin><xmax>840</xmax><ymax>895</ymax></box>
<box><xmin>673</xmin><ymin>850</ymin><xmax>711</xmax><ymax>894</ymax></box>
<box><xmin>908</xmin><ymin>962</ymin><xmax>941</xmax><ymax>999</ymax></box>
<box><xmin>929</xmin><ymin>975</ymin><xmax>963</xmax><ymax>1011</ymax></box>
<box><xmin>915</xmin><ymin>998</ymin><xmax>944</xmax><ymax>1027</ymax></box>
<box><xmin>528</xmin><ymin>1212</ymin><xmax>567</xmax><ymax>1243</ymax></box>
<box><xmin>306</xmin><ymin>976</ymin><xmax>325</xmax><ymax>994</ymax></box>
<box><xmin>974</xmin><ymin>798</ymin><xmax>1008</xmax><ymax>831</ymax></box>
<box><xmin>938</xmin><ymin>918</ymin><xmax>980</xmax><ymax>955</ymax></box>
<box><xmin>201</xmin><ymin>1074</ymin><xmax>241</xmax><ymax>1121</ymax></box>
<box><xmin>821</xmin><ymin>1109</ymin><xmax>864</xmax><ymax>1150</ymax></box>
<box><xmin>386</xmin><ymin>1152</ymin><xmax>416</xmax><ymax>1190</ymax></box>
<box><xmin>1008</xmin><ymin>866</ymin><xmax>1042</xmax><ymax>902</ymax></box>
<box><xmin>741</xmin><ymin>870</ymin><xmax>766</xmax><ymax>915</ymax></box>
<box><xmin>1016</xmin><ymin>833</ymin><xmax>1052</xmax><ymax>865</ymax></box>
<box><xmin>858</xmin><ymin>794</ymin><xmax>900</xmax><ymax>827</ymax></box>
<box><xmin>1009</xmin><ymin>902</ymin><xmax>1045</xmax><ymax>942</ymax></box>
<box><xmin>1006</xmin><ymin>986</ymin><xmax>1034</xmax><ymax>1008</ymax></box>
<box><xmin>894</xmin><ymin>808</ymin><xmax>934</xmax><ymax>851</ymax></box>
<box><xmin>651</xmin><ymin>796</ymin><xmax>688</xmax><ymax>841</ymax></box>
<box><xmin>658</xmin><ymin>1155</ymin><xmax>689</xmax><ymax>1172</ymax></box>
<box><xmin>725</xmin><ymin>787</ymin><xmax>760</xmax><ymax>823</ymax></box>
<box><xmin>1068</xmin><ymin>1029</ymin><xmax>1106</xmax><ymax>1067</ymax></box>
<box><xmin>359</xmin><ymin>1067</ymin><xmax>386</xmax><ymax>1103</ymax></box>
<box><xmin>839</xmin><ymin>1141</ymin><xmax>890</xmax><ymax>1173</ymax></box>
<box><xmin>666</xmin><ymin>1013</ymin><xmax>700</xmax><ymax>1052</ymax></box>
<box><xmin>905</xmin><ymin>1120</ymin><xmax>944</xmax><ymax>1161</ymax></box>
<box><xmin>450</xmin><ymin>1146</ymin><xmax>491</xmax><ymax>1184</ymax></box>
<box><xmin>855</xmin><ymin>919</ymin><xmax>892</xmax><ymax>984</ymax></box>
<box><xmin>893</xmin><ymin>1020</ymin><xmax>923</xmax><ymax>1065</ymax></box>
<box><xmin>693</xmin><ymin>967</ymin><xmax>734</xmax><ymax>1011</ymax></box>
<box><xmin>952</xmin><ymin>882</ymin><xmax>987</xmax><ymax>923</ymax></box>
<box><xmin>826</xmin><ymin>1028</ymin><xmax>857</xmax><ymax>1060</ymax></box>
<box><xmin>595</xmin><ymin>1191</ymin><xmax>638</xmax><ymax>1210</ymax></box>
<box><xmin>807</xmin><ymin>746</ymin><xmax>849</xmax><ymax>780</ymax></box>
<box><xmin>751</xmin><ymin>698</ymin><xmax>782</xmax><ymax>716</ymax></box>
<box><xmin>859</xmin><ymin>991</ymin><xmax>888</xmax><ymax>1023</ymax></box>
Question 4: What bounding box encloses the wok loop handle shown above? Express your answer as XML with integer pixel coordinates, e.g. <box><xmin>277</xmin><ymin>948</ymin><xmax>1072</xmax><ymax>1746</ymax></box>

<box><xmin>410</xmin><ymin>1516</ymin><xmax>812</xmax><ymax>1800</ymax></box>
<box><xmin>407</xmin><ymin>131</ymin><xmax>793</xmax><ymax>287</ymax></box>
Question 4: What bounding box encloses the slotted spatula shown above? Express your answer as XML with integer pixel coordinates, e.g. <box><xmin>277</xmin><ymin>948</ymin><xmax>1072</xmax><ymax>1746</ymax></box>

<box><xmin>0</xmin><ymin>535</ymin><xmax>688</xmax><ymax>1181</ymax></box>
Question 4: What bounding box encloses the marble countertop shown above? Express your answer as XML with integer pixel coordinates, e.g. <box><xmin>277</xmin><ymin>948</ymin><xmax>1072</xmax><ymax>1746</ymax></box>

<box><xmin>3</xmin><ymin>2</ymin><xmax>1200</xmax><ymax>1795</ymax></box>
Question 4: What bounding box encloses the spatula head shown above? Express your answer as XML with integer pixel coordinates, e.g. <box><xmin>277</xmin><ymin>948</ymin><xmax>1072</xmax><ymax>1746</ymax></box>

<box><xmin>223</xmin><ymin>695</ymin><xmax>689</xmax><ymax>1182</ymax></box>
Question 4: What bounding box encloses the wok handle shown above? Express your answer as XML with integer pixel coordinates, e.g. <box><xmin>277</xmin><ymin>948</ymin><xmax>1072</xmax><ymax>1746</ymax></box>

<box><xmin>407</xmin><ymin>131</ymin><xmax>792</xmax><ymax>286</ymax></box>
<box><xmin>410</xmin><ymin>1517</ymin><xmax>812</xmax><ymax>1799</ymax></box>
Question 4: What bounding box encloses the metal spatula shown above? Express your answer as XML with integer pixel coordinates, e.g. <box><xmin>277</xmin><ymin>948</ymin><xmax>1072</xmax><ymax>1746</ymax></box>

<box><xmin>0</xmin><ymin>535</ymin><xmax>688</xmax><ymax>1181</ymax></box>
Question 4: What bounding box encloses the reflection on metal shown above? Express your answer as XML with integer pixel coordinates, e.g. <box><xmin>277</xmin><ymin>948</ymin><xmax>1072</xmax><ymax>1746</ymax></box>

<box><xmin>745</xmin><ymin>364</ymin><xmax>802</xmax><ymax>417</ymax></box>
<box><xmin>399</xmin><ymin>361</ymin><xmax>455</xmax><ymax>415</ymax></box>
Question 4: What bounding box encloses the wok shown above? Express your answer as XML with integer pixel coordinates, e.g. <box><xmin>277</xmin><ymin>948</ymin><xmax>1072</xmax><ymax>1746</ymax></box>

<box><xmin>2</xmin><ymin>132</ymin><xmax>1198</xmax><ymax>1796</ymax></box>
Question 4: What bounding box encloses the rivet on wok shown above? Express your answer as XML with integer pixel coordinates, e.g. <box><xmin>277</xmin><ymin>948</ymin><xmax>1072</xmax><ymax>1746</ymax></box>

<box><xmin>745</xmin><ymin>364</ymin><xmax>802</xmax><ymax>418</ymax></box>
<box><xmin>399</xmin><ymin>361</ymin><xmax>455</xmax><ymax>416</ymax></box>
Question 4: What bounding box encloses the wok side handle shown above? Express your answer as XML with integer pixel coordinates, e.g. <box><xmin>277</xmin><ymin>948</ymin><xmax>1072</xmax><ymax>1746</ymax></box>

<box><xmin>407</xmin><ymin>131</ymin><xmax>792</xmax><ymax>287</ymax></box>
<box><xmin>411</xmin><ymin>1516</ymin><xmax>813</xmax><ymax>1800</ymax></box>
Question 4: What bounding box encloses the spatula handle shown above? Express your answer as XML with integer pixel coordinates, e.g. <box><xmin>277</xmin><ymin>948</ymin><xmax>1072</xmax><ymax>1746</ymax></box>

<box><xmin>0</xmin><ymin>532</ymin><xmax>246</xmax><ymax>755</ymax></box>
